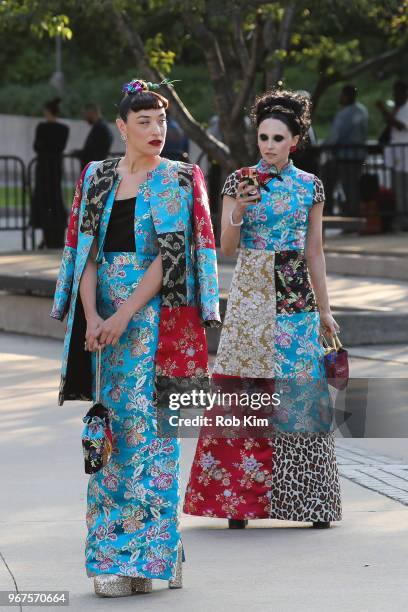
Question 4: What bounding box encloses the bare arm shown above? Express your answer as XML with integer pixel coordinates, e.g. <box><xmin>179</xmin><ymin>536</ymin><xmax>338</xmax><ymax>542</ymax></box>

<box><xmin>80</xmin><ymin>240</ymin><xmax>104</xmax><ymax>351</ymax></box>
<box><xmin>305</xmin><ymin>202</ymin><xmax>340</xmax><ymax>338</ymax></box>
<box><xmin>220</xmin><ymin>181</ymin><xmax>259</xmax><ymax>256</ymax></box>
<box><xmin>80</xmin><ymin>240</ymin><xmax>98</xmax><ymax>320</ymax></box>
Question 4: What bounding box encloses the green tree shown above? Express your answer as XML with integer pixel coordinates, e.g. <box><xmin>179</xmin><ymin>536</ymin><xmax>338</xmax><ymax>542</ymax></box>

<box><xmin>1</xmin><ymin>0</ymin><xmax>407</xmax><ymax>170</ymax></box>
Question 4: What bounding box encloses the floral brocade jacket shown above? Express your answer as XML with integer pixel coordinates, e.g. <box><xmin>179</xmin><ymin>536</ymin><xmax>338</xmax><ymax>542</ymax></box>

<box><xmin>51</xmin><ymin>157</ymin><xmax>221</xmax><ymax>406</ymax></box>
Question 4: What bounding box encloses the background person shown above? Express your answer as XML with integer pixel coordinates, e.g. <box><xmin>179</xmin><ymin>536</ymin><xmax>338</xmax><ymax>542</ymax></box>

<box><xmin>321</xmin><ymin>84</ymin><xmax>368</xmax><ymax>216</ymax></box>
<box><xmin>291</xmin><ymin>89</ymin><xmax>319</xmax><ymax>174</ymax></box>
<box><xmin>73</xmin><ymin>102</ymin><xmax>113</xmax><ymax>169</ymax></box>
<box><xmin>378</xmin><ymin>80</ymin><xmax>408</xmax><ymax>224</ymax></box>
<box><xmin>161</xmin><ymin>109</ymin><xmax>189</xmax><ymax>160</ymax></box>
<box><xmin>30</xmin><ymin>97</ymin><xmax>69</xmax><ymax>249</ymax></box>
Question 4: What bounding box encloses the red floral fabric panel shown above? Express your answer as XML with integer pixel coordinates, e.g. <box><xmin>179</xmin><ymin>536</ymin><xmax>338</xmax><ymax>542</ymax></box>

<box><xmin>183</xmin><ymin>436</ymin><xmax>273</xmax><ymax>519</ymax></box>
<box><xmin>155</xmin><ymin>305</ymin><xmax>209</xmax><ymax>377</ymax></box>
<box><xmin>65</xmin><ymin>162</ymin><xmax>92</xmax><ymax>249</ymax></box>
<box><xmin>192</xmin><ymin>164</ymin><xmax>216</xmax><ymax>250</ymax></box>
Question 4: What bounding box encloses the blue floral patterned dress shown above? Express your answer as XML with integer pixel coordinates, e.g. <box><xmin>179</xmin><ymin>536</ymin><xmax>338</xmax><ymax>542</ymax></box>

<box><xmin>184</xmin><ymin>159</ymin><xmax>342</xmax><ymax>522</ymax></box>
<box><xmin>51</xmin><ymin>157</ymin><xmax>221</xmax><ymax>577</ymax></box>
<box><xmin>85</xmin><ymin>172</ymin><xmax>181</xmax><ymax>580</ymax></box>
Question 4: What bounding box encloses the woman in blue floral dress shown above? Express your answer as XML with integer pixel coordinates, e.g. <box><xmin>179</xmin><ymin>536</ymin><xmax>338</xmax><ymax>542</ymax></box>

<box><xmin>184</xmin><ymin>88</ymin><xmax>342</xmax><ymax>529</ymax></box>
<box><xmin>51</xmin><ymin>79</ymin><xmax>220</xmax><ymax>597</ymax></box>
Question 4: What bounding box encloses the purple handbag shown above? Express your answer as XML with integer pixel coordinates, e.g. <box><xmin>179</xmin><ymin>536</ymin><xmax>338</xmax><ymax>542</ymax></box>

<box><xmin>322</xmin><ymin>334</ymin><xmax>349</xmax><ymax>390</ymax></box>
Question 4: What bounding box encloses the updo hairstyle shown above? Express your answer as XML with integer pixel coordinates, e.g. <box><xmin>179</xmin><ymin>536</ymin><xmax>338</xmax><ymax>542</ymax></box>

<box><xmin>250</xmin><ymin>88</ymin><xmax>311</xmax><ymax>147</ymax></box>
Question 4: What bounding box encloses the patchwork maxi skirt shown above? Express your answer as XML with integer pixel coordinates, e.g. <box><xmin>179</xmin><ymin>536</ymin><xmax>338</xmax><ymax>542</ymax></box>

<box><xmin>85</xmin><ymin>251</ymin><xmax>181</xmax><ymax>580</ymax></box>
<box><xmin>184</xmin><ymin>247</ymin><xmax>342</xmax><ymax>522</ymax></box>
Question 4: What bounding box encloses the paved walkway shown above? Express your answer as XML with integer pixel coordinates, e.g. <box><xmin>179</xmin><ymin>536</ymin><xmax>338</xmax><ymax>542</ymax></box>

<box><xmin>1</xmin><ymin>251</ymin><xmax>408</xmax><ymax>315</ymax></box>
<box><xmin>336</xmin><ymin>443</ymin><xmax>408</xmax><ymax>506</ymax></box>
<box><xmin>0</xmin><ymin>332</ymin><xmax>407</xmax><ymax>611</ymax></box>
<box><xmin>324</xmin><ymin>231</ymin><xmax>408</xmax><ymax>256</ymax></box>
<box><xmin>218</xmin><ymin>265</ymin><xmax>408</xmax><ymax>313</ymax></box>
<box><xmin>2</xmin><ymin>227</ymin><xmax>408</xmax><ymax>256</ymax></box>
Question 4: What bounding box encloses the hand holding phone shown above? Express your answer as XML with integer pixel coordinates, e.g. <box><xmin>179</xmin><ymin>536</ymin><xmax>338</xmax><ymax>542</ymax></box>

<box><xmin>239</xmin><ymin>167</ymin><xmax>259</xmax><ymax>195</ymax></box>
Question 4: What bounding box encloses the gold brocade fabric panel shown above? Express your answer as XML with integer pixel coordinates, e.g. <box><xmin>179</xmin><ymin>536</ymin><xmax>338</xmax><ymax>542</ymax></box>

<box><xmin>213</xmin><ymin>248</ymin><xmax>276</xmax><ymax>378</ymax></box>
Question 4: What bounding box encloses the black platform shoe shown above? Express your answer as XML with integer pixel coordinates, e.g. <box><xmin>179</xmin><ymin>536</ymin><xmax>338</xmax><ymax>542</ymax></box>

<box><xmin>312</xmin><ymin>521</ymin><xmax>331</xmax><ymax>529</ymax></box>
<box><xmin>228</xmin><ymin>519</ymin><xmax>248</xmax><ymax>529</ymax></box>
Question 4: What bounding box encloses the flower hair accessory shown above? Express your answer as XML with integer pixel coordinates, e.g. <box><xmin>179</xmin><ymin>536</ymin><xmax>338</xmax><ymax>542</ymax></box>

<box><xmin>122</xmin><ymin>78</ymin><xmax>180</xmax><ymax>95</ymax></box>
<box><xmin>122</xmin><ymin>79</ymin><xmax>145</xmax><ymax>95</ymax></box>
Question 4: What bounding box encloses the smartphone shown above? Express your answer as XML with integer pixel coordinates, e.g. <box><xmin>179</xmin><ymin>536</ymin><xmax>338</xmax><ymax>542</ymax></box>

<box><xmin>238</xmin><ymin>167</ymin><xmax>260</xmax><ymax>198</ymax></box>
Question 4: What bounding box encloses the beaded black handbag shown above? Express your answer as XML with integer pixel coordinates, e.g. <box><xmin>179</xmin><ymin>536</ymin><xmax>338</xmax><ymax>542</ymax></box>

<box><xmin>81</xmin><ymin>349</ymin><xmax>112</xmax><ymax>474</ymax></box>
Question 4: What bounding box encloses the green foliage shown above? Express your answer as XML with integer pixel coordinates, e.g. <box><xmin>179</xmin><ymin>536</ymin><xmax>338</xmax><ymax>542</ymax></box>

<box><xmin>0</xmin><ymin>1</ymin><xmax>72</xmax><ymax>38</ymax></box>
<box><xmin>0</xmin><ymin>0</ymin><xmax>407</xmax><ymax>153</ymax></box>
<box><xmin>4</xmin><ymin>45</ymin><xmax>55</xmax><ymax>84</ymax></box>
<box><xmin>297</xmin><ymin>37</ymin><xmax>362</xmax><ymax>77</ymax></box>
<box><xmin>0</xmin><ymin>64</ymin><xmax>215</xmax><ymax>123</ymax></box>
<box><xmin>146</xmin><ymin>34</ymin><xmax>176</xmax><ymax>74</ymax></box>
<box><xmin>0</xmin><ymin>83</ymin><xmax>58</xmax><ymax>117</ymax></box>
<box><xmin>284</xmin><ymin>65</ymin><xmax>397</xmax><ymax>140</ymax></box>
<box><xmin>168</xmin><ymin>64</ymin><xmax>216</xmax><ymax>124</ymax></box>
<box><xmin>0</xmin><ymin>61</ymin><xmax>397</xmax><ymax>141</ymax></box>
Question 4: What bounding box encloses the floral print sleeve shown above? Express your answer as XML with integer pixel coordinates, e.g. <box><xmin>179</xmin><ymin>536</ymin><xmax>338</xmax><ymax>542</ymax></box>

<box><xmin>221</xmin><ymin>171</ymin><xmax>240</xmax><ymax>199</ymax></box>
<box><xmin>313</xmin><ymin>176</ymin><xmax>325</xmax><ymax>206</ymax></box>
<box><xmin>50</xmin><ymin>162</ymin><xmax>92</xmax><ymax>321</ymax></box>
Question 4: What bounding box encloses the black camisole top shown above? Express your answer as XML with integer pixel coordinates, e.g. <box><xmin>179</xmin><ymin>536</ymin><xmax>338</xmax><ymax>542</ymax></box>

<box><xmin>104</xmin><ymin>197</ymin><xmax>136</xmax><ymax>252</ymax></box>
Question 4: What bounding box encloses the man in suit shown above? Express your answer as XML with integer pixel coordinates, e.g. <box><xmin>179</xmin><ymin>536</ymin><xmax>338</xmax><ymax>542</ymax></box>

<box><xmin>75</xmin><ymin>103</ymin><xmax>113</xmax><ymax>169</ymax></box>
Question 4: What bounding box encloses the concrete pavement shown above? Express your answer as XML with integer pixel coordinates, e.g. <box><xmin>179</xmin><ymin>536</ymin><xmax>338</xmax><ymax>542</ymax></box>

<box><xmin>2</xmin><ymin>249</ymin><xmax>408</xmax><ymax>346</ymax></box>
<box><xmin>323</xmin><ymin>231</ymin><xmax>408</xmax><ymax>257</ymax></box>
<box><xmin>217</xmin><ymin>265</ymin><xmax>408</xmax><ymax>313</ymax></box>
<box><xmin>0</xmin><ymin>332</ymin><xmax>407</xmax><ymax>612</ymax></box>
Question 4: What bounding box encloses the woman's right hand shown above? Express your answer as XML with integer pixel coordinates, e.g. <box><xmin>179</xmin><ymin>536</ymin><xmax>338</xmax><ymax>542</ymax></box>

<box><xmin>233</xmin><ymin>180</ymin><xmax>261</xmax><ymax>222</ymax></box>
<box><xmin>85</xmin><ymin>313</ymin><xmax>105</xmax><ymax>352</ymax></box>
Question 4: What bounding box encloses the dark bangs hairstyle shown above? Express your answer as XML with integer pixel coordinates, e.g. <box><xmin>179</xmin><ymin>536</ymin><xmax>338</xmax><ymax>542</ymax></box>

<box><xmin>118</xmin><ymin>80</ymin><xmax>169</xmax><ymax>122</ymax></box>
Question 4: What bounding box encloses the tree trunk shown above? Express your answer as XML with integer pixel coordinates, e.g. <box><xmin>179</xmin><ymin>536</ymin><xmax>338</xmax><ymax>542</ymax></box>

<box><xmin>113</xmin><ymin>8</ymin><xmax>234</xmax><ymax>171</ymax></box>
<box><xmin>265</xmin><ymin>1</ymin><xmax>297</xmax><ymax>88</ymax></box>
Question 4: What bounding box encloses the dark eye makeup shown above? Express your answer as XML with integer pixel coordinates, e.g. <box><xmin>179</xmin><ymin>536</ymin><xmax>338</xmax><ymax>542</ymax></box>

<box><xmin>259</xmin><ymin>134</ymin><xmax>285</xmax><ymax>142</ymax></box>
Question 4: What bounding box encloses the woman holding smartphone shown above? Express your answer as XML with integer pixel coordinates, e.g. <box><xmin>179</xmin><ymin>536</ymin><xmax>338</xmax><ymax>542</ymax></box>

<box><xmin>184</xmin><ymin>88</ymin><xmax>342</xmax><ymax>529</ymax></box>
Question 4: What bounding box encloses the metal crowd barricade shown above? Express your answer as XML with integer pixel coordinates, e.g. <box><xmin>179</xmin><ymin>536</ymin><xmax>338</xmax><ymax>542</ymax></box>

<box><xmin>2</xmin><ymin>144</ymin><xmax>408</xmax><ymax>251</ymax></box>
<box><xmin>317</xmin><ymin>143</ymin><xmax>408</xmax><ymax>224</ymax></box>
<box><xmin>0</xmin><ymin>156</ymin><xmax>27</xmax><ymax>250</ymax></box>
<box><xmin>381</xmin><ymin>143</ymin><xmax>408</xmax><ymax>222</ymax></box>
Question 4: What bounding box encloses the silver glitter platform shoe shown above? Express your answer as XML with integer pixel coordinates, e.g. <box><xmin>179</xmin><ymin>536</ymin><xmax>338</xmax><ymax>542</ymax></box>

<box><xmin>131</xmin><ymin>577</ymin><xmax>153</xmax><ymax>594</ymax></box>
<box><xmin>94</xmin><ymin>575</ymin><xmax>133</xmax><ymax>597</ymax></box>
<box><xmin>168</xmin><ymin>540</ymin><xmax>183</xmax><ymax>589</ymax></box>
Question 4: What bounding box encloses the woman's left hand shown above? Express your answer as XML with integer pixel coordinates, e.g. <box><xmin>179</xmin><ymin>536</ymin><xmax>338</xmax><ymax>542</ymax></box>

<box><xmin>98</xmin><ymin>307</ymin><xmax>133</xmax><ymax>347</ymax></box>
<box><xmin>319</xmin><ymin>311</ymin><xmax>340</xmax><ymax>338</ymax></box>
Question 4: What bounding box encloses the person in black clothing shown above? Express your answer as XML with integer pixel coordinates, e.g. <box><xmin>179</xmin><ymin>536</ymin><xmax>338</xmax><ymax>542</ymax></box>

<box><xmin>74</xmin><ymin>103</ymin><xmax>113</xmax><ymax>169</ymax></box>
<box><xmin>291</xmin><ymin>90</ymin><xmax>319</xmax><ymax>175</ymax></box>
<box><xmin>31</xmin><ymin>97</ymin><xmax>69</xmax><ymax>249</ymax></box>
<box><xmin>161</xmin><ymin>110</ymin><xmax>189</xmax><ymax>161</ymax></box>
